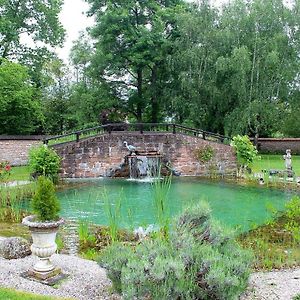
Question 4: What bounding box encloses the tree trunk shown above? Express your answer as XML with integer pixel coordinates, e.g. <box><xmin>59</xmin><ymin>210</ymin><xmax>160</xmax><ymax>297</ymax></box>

<box><xmin>151</xmin><ymin>66</ymin><xmax>159</xmax><ymax>123</ymax></box>
<box><xmin>137</xmin><ymin>68</ymin><xmax>143</xmax><ymax>122</ymax></box>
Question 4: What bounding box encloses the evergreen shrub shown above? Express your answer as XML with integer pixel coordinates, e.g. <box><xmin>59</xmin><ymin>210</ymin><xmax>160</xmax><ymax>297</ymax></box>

<box><xmin>31</xmin><ymin>176</ymin><xmax>60</xmax><ymax>221</ymax></box>
<box><xmin>99</xmin><ymin>202</ymin><xmax>252</xmax><ymax>300</ymax></box>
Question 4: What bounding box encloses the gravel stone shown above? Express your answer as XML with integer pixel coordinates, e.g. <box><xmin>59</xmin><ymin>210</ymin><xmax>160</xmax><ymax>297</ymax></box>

<box><xmin>1</xmin><ymin>253</ymin><xmax>299</xmax><ymax>300</ymax></box>
<box><xmin>240</xmin><ymin>268</ymin><xmax>300</xmax><ymax>300</ymax></box>
<box><xmin>0</xmin><ymin>254</ymin><xmax>121</xmax><ymax>300</ymax></box>
<box><xmin>0</xmin><ymin>237</ymin><xmax>31</xmax><ymax>259</ymax></box>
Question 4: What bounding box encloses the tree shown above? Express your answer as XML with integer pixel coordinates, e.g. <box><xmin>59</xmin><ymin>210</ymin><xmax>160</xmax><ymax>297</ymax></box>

<box><xmin>170</xmin><ymin>0</ymin><xmax>300</xmax><ymax>137</ymax></box>
<box><xmin>0</xmin><ymin>0</ymin><xmax>65</xmax><ymax>60</ymax></box>
<box><xmin>86</xmin><ymin>0</ymin><xmax>187</xmax><ymax>122</ymax></box>
<box><xmin>0</xmin><ymin>60</ymin><xmax>43</xmax><ymax>134</ymax></box>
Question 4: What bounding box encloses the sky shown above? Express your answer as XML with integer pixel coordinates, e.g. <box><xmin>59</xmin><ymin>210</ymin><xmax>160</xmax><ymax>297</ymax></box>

<box><xmin>56</xmin><ymin>0</ymin><xmax>228</xmax><ymax>62</ymax></box>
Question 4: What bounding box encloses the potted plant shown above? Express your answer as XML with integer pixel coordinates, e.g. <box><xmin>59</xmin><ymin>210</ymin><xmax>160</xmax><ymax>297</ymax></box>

<box><xmin>22</xmin><ymin>176</ymin><xmax>64</xmax><ymax>278</ymax></box>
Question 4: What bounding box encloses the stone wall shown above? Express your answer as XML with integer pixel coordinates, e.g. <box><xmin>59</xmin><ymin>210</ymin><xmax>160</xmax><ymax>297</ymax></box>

<box><xmin>53</xmin><ymin>132</ymin><xmax>237</xmax><ymax>178</ymax></box>
<box><xmin>0</xmin><ymin>136</ymin><xmax>42</xmax><ymax>166</ymax></box>
<box><xmin>256</xmin><ymin>138</ymin><xmax>300</xmax><ymax>154</ymax></box>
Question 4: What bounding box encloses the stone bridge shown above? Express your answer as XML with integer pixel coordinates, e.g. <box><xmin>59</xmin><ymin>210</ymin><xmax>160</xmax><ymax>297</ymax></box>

<box><xmin>49</xmin><ymin>124</ymin><xmax>237</xmax><ymax>178</ymax></box>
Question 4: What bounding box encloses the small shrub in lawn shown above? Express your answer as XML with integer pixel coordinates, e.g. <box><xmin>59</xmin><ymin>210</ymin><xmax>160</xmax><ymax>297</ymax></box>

<box><xmin>29</xmin><ymin>145</ymin><xmax>60</xmax><ymax>182</ymax></box>
<box><xmin>31</xmin><ymin>176</ymin><xmax>60</xmax><ymax>221</ymax></box>
<box><xmin>99</xmin><ymin>202</ymin><xmax>252</xmax><ymax>300</ymax></box>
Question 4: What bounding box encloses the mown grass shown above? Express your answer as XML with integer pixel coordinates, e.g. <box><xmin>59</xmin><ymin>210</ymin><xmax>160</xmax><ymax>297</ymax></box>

<box><xmin>0</xmin><ymin>287</ymin><xmax>72</xmax><ymax>300</ymax></box>
<box><xmin>252</xmin><ymin>154</ymin><xmax>300</xmax><ymax>176</ymax></box>
<box><xmin>8</xmin><ymin>165</ymin><xmax>31</xmax><ymax>181</ymax></box>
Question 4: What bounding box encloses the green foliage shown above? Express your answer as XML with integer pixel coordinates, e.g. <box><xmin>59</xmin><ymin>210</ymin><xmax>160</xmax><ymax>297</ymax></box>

<box><xmin>0</xmin><ymin>60</ymin><xmax>43</xmax><ymax>134</ymax></box>
<box><xmin>86</xmin><ymin>0</ymin><xmax>187</xmax><ymax>122</ymax></box>
<box><xmin>195</xmin><ymin>145</ymin><xmax>215</xmax><ymax>163</ymax></box>
<box><xmin>0</xmin><ymin>183</ymin><xmax>36</xmax><ymax>223</ymax></box>
<box><xmin>103</xmin><ymin>190</ymin><xmax>123</xmax><ymax>243</ymax></box>
<box><xmin>284</xmin><ymin>196</ymin><xmax>300</xmax><ymax>243</ymax></box>
<box><xmin>99</xmin><ymin>202</ymin><xmax>252</xmax><ymax>300</ymax></box>
<box><xmin>0</xmin><ymin>161</ymin><xmax>11</xmax><ymax>182</ymax></box>
<box><xmin>231</xmin><ymin>135</ymin><xmax>258</xmax><ymax>172</ymax></box>
<box><xmin>31</xmin><ymin>176</ymin><xmax>60</xmax><ymax>221</ymax></box>
<box><xmin>0</xmin><ymin>0</ymin><xmax>64</xmax><ymax>60</ymax></box>
<box><xmin>29</xmin><ymin>145</ymin><xmax>61</xmax><ymax>182</ymax></box>
<box><xmin>240</xmin><ymin>196</ymin><xmax>300</xmax><ymax>270</ymax></box>
<box><xmin>152</xmin><ymin>176</ymin><xmax>171</xmax><ymax>237</ymax></box>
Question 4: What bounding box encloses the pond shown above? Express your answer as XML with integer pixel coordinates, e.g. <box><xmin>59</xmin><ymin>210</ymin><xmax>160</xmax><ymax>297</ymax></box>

<box><xmin>57</xmin><ymin>178</ymin><xmax>296</xmax><ymax>233</ymax></box>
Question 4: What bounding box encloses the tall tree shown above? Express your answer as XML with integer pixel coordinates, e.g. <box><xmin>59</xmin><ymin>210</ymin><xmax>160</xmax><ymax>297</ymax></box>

<box><xmin>0</xmin><ymin>60</ymin><xmax>43</xmax><ymax>134</ymax></box>
<box><xmin>0</xmin><ymin>0</ymin><xmax>65</xmax><ymax>60</ymax></box>
<box><xmin>86</xmin><ymin>0</ymin><xmax>186</xmax><ymax>122</ymax></box>
<box><xmin>171</xmin><ymin>0</ymin><xmax>300</xmax><ymax>137</ymax></box>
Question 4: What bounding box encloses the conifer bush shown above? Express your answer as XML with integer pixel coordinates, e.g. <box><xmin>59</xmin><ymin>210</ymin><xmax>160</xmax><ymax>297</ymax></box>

<box><xmin>31</xmin><ymin>176</ymin><xmax>60</xmax><ymax>221</ymax></box>
<box><xmin>99</xmin><ymin>202</ymin><xmax>252</xmax><ymax>300</ymax></box>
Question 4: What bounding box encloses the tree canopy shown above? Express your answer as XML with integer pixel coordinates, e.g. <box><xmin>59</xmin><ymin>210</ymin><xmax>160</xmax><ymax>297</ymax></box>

<box><xmin>1</xmin><ymin>0</ymin><xmax>300</xmax><ymax>138</ymax></box>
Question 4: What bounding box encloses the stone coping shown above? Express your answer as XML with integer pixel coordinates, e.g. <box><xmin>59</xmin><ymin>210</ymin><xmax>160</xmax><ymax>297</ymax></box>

<box><xmin>22</xmin><ymin>216</ymin><xmax>64</xmax><ymax>229</ymax></box>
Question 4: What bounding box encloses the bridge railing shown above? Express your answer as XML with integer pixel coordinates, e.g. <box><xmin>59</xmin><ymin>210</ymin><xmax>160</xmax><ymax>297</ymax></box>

<box><xmin>43</xmin><ymin>123</ymin><xmax>230</xmax><ymax>146</ymax></box>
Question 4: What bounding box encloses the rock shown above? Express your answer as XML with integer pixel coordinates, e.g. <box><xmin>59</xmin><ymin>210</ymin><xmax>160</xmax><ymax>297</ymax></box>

<box><xmin>0</xmin><ymin>237</ymin><xmax>31</xmax><ymax>259</ymax></box>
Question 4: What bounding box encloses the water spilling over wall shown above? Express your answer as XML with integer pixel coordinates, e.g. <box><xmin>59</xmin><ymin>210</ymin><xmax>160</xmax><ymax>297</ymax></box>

<box><xmin>128</xmin><ymin>155</ymin><xmax>161</xmax><ymax>179</ymax></box>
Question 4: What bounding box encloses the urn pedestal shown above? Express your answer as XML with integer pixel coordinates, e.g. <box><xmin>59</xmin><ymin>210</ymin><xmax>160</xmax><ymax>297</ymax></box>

<box><xmin>22</xmin><ymin>215</ymin><xmax>66</xmax><ymax>285</ymax></box>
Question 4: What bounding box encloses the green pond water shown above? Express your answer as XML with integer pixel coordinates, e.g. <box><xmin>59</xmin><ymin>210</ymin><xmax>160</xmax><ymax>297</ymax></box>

<box><xmin>56</xmin><ymin>178</ymin><xmax>296</xmax><ymax>233</ymax></box>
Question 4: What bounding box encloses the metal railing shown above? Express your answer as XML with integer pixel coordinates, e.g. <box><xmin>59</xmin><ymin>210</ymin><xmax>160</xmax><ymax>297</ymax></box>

<box><xmin>43</xmin><ymin>123</ymin><xmax>230</xmax><ymax>146</ymax></box>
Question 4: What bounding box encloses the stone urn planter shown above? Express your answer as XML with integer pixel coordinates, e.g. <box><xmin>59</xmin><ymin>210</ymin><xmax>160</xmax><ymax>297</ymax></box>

<box><xmin>21</xmin><ymin>176</ymin><xmax>66</xmax><ymax>284</ymax></box>
<box><xmin>22</xmin><ymin>215</ymin><xmax>64</xmax><ymax>274</ymax></box>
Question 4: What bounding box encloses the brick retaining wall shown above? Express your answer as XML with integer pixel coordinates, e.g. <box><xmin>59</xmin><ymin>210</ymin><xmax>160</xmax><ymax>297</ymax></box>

<box><xmin>0</xmin><ymin>136</ymin><xmax>43</xmax><ymax>166</ymax></box>
<box><xmin>256</xmin><ymin>138</ymin><xmax>300</xmax><ymax>154</ymax></box>
<box><xmin>53</xmin><ymin>132</ymin><xmax>237</xmax><ymax>178</ymax></box>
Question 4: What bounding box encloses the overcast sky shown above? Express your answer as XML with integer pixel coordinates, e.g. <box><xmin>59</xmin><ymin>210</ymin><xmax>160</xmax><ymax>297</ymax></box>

<box><xmin>56</xmin><ymin>0</ymin><xmax>228</xmax><ymax>62</ymax></box>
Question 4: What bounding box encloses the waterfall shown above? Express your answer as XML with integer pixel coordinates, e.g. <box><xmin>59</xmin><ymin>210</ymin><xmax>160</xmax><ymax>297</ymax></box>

<box><xmin>128</xmin><ymin>155</ymin><xmax>160</xmax><ymax>179</ymax></box>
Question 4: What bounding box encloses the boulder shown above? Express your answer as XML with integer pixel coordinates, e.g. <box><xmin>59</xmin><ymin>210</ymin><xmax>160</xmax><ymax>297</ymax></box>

<box><xmin>0</xmin><ymin>237</ymin><xmax>31</xmax><ymax>259</ymax></box>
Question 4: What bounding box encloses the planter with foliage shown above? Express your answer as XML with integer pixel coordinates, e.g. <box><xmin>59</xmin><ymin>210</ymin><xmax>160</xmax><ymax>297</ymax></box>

<box><xmin>22</xmin><ymin>176</ymin><xmax>63</xmax><ymax>275</ymax></box>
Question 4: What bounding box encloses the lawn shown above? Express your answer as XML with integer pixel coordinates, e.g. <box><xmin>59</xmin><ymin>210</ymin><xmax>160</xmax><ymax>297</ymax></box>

<box><xmin>252</xmin><ymin>154</ymin><xmax>300</xmax><ymax>176</ymax></box>
<box><xmin>9</xmin><ymin>165</ymin><xmax>31</xmax><ymax>181</ymax></box>
<box><xmin>0</xmin><ymin>287</ymin><xmax>71</xmax><ymax>300</ymax></box>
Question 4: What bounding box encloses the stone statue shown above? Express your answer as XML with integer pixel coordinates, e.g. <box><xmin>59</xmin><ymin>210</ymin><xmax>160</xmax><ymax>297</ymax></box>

<box><xmin>283</xmin><ymin>149</ymin><xmax>293</xmax><ymax>177</ymax></box>
<box><xmin>283</xmin><ymin>149</ymin><xmax>292</xmax><ymax>171</ymax></box>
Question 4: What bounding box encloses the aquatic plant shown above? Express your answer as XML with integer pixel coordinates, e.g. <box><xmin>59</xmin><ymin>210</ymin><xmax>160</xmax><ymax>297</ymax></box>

<box><xmin>99</xmin><ymin>202</ymin><xmax>252</xmax><ymax>300</ymax></box>
<box><xmin>152</xmin><ymin>175</ymin><xmax>171</xmax><ymax>237</ymax></box>
<box><xmin>103</xmin><ymin>189</ymin><xmax>123</xmax><ymax>242</ymax></box>
<box><xmin>284</xmin><ymin>196</ymin><xmax>300</xmax><ymax>243</ymax></box>
<box><xmin>240</xmin><ymin>197</ymin><xmax>300</xmax><ymax>270</ymax></box>
<box><xmin>0</xmin><ymin>183</ymin><xmax>35</xmax><ymax>223</ymax></box>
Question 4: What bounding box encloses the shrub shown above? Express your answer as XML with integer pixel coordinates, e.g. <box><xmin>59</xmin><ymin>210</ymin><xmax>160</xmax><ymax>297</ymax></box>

<box><xmin>31</xmin><ymin>176</ymin><xmax>60</xmax><ymax>221</ymax></box>
<box><xmin>99</xmin><ymin>202</ymin><xmax>252</xmax><ymax>300</ymax></box>
<box><xmin>230</xmin><ymin>135</ymin><xmax>258</xmax><ymax>174</ymax></box>
<box><xmin>29</xmin><ymin>145</ymin><xmax>61</xmax><ymax>182</ymax></box>
<box><xmin>194</xmin><ymin>145</ymin><xmax>215</xmax><ymax>163</ymax></box>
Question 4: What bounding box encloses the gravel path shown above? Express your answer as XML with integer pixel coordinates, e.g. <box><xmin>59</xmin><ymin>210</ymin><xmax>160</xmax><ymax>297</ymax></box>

<box><xmin>0</xmin><ymin>254</ymin><xmax>120</xmax><ymax>300</ymax></box>
<box><xmin>241</xmin><ymin>268</ymin><xmax>300</xmax><ymax>300</ymax></box>
<box><xmin>0</xmin><ymin>254</ymin><xmax>299</xmax><ymax>300</ymax></box>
